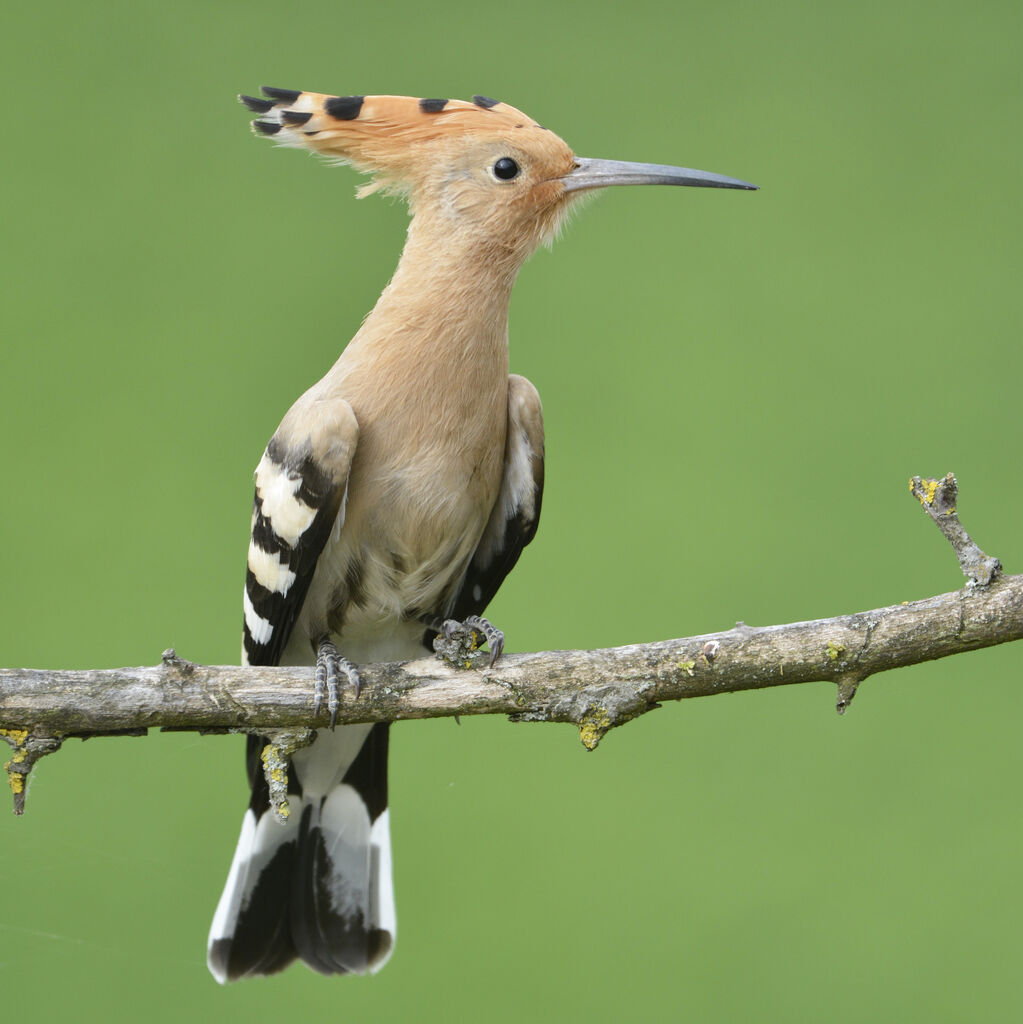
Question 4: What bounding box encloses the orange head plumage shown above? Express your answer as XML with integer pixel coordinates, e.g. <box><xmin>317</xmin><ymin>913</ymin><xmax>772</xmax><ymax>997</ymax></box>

<box><xmin>239</xmin><ymin>87</ymin><xmax>756</xmax><ymax>258</ymax></box>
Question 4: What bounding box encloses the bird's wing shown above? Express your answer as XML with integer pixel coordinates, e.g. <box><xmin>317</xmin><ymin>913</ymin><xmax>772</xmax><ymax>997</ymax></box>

<box><xmin>446</xmin><ymin>373</ymin><xmax>545</xmax><ymax>621</ymax></box>
<box><xmin>242</xmin><ymin>398</ymin><xmax>360</xmax><ymax>667</ymax></box>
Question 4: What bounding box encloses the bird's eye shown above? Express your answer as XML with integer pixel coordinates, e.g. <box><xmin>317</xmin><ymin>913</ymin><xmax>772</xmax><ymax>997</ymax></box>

<box><xmin>492</xmin><ymin>157</ymin><xmax>520</xmax><ymax>181</ymax></box>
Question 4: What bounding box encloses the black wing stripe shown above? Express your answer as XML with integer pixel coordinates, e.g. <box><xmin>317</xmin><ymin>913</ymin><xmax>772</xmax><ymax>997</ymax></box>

<box><xmin>251</xmin><ymin>499</ymin><xmax>293</xmax><ymax>559</ymax></box>
<box><xmin>243</xmin><ymin>442</ymin><xmax>348</xmax><ymax>668</ymax></box>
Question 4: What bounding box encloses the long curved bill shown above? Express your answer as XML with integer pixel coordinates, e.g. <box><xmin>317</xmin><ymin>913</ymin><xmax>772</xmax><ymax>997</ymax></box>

<box><xmin>562</xmin><ymin>157</ymin><xmax>757</xmax><ymax>192</ymax></box>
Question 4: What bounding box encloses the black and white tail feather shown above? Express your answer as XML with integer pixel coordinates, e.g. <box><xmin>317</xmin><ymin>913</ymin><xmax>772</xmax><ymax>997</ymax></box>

<box><xmin>207</xmin><ymin>726</ymin><xmax>394</xmax><ymax>980</ymax></box>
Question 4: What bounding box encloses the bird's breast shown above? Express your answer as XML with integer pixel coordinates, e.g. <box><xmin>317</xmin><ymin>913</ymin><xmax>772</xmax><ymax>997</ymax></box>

<box><xmin>322</xmin><ymin>371</ymin><xmax>509</xmax><ymax>629</ymax></box>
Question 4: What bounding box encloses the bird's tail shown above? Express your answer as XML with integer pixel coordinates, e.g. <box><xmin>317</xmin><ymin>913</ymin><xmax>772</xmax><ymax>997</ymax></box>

<box><xmin>207</xmin><ymin>724</ymin><xmax>395</xmax><ymax>982</ymax></box>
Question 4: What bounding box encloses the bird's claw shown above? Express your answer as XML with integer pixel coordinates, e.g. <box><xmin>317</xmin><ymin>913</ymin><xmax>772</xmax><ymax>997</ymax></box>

<box><xmin>437</xmin><ymin>615</ymin><xmax>505</xmax><ymax>667</ymax></box>
<box><xmin>314</xmin><ymin>638</ymin><xmax>361</xmax><ymax>729</ymax></box>
<box><xmin>465</xmin><ymin>615</ymin><xmax>504</xmax><ymax>665</ymax></box>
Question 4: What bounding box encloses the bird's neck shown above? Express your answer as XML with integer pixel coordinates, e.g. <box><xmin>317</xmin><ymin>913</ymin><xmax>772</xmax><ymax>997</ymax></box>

<box><xmin>345</xmin><ymin>212</ymin><xmax>524</xmax><ymax>368</ymax></box>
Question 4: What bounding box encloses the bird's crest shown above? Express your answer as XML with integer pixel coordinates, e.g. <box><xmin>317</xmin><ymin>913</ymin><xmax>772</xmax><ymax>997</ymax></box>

<box><xmin>239</xmin><ymin>88</ymin><xmax>566</xmax><ymax>198</ymax></box>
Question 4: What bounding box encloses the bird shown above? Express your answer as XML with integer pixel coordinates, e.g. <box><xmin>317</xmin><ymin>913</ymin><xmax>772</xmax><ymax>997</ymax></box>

<box><xmin>207</xmin><ymin>87</ymin><xmax>756</xmax><ymax>984</ymax></box>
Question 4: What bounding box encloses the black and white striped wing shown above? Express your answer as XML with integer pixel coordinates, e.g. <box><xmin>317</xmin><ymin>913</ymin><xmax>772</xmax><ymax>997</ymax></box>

<box><xmin>447</xmin><ymin>373</ymin><xmax>545</xmax><ymax>622</ymax></box>
<box><xmin>242</xmin><ymin>405</ymin><xmax>359</xmax><ymax>668</ymax></box>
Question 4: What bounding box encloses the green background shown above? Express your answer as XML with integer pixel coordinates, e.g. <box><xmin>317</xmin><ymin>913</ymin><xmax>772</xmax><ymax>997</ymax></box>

<box><xmin>2</xmin><ymin>1</ymin><xmax>1021</xmax><ymax>1020</ymax></box>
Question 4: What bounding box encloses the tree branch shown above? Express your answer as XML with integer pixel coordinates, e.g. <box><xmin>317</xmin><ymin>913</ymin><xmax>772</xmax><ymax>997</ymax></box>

<box><xmin>2</xmin><ymin>474</ymin><xmax>1020</xmax><ymax>815</ymax></box>
<box><xmin>909</xmin><ymin>472</ymin><xmax>1001</xmax><ymax>586</ymax></box>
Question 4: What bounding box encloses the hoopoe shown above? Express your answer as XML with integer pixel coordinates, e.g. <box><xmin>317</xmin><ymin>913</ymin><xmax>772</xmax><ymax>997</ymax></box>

<box><xmin>208</xmin><ymin>88</ymin><xmax>756</xmax><ymax>984</ymax></box>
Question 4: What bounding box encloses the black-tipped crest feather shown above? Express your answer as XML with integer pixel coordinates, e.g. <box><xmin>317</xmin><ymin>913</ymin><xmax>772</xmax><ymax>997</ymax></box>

<box><xmin>261</xmin><ymin>86</ymin><xmax>301</xmax><ymax>103</ymax></box>
<box><xmin>240</xmin><ymin>94</ymin><xmax>275</xmax><ymax>113</ymax></box>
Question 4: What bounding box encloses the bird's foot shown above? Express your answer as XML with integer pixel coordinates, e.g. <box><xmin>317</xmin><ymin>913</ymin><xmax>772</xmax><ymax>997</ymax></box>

<box><xmin>314</xmin><ymin>638</ymin><xmax>361</xmax><ymax>729</ymax></box>
<box><xmin>431</xmin><ymin>615</ymin><xmax>504</xmax><ymax>669</ymax></box>
<box><xmin>460</xmin><ymin>616</ymin><xmax>505</xmax><ymax>664</ymax></box>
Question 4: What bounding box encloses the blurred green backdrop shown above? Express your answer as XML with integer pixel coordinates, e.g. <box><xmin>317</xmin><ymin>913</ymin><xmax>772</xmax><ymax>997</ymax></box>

<box><xmin>2</xmin><ymin>1</ymin><xmax>1021</xmax><ymax>1021</ymax></box>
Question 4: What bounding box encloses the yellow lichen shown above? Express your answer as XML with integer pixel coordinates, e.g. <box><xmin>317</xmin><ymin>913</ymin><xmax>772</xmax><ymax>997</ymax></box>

<box><xmin>261</xmin><ymin>745</ymin><xmax>288</xmax><ymax>786</ymax></box>
<box><xmin>677</xmin><ymin>660</ymin><xmax>697</xmax><ymax>677</ymax></box>
<box><xmin>260</xmin><ymin>740</ymin><xmax>303</xmax><ymax>821</ymax></box>
<box><xmin>826</xmin><ymin>641</ymin><xmax>846</xmax><ymax>661</ymax></box>
<box><xmin>1</xmin><ymin>730</ymin><xmax>29</xmax><ymax>797</ymax></box>
<box><xmin>578</xmin><ymin>708</ymin><xmax>612</xmax><ymax>751</ymax></box>
<box><xmin>911</xmin><ymin>477</ymin><xmax>940</xmax><ymax>506</ymax></box>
